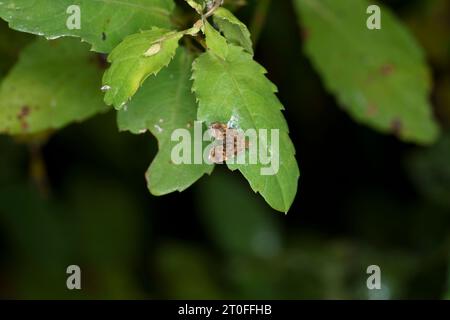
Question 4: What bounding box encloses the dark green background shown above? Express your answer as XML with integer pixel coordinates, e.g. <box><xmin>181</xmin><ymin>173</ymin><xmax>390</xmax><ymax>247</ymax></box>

<box><xmin>0</xmin><ymin>0</ymin><xmax>449</xmax><ymax>299</ymax></box>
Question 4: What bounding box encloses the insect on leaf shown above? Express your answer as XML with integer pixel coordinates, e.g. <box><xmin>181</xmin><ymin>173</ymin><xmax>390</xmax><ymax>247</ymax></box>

<box><xmin>192</xmin><ymin>44</ymin><xmax>300</xmax><ymax>213</ymax></box>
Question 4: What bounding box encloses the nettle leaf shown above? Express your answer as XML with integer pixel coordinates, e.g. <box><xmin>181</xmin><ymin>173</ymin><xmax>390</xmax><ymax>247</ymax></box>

<box><xmin>0</xmin><ymin>0</ymin><xmax>174</xmax><ymax>53</ymax></box>
<box><xmin>118</xmin><ymin>47</ymin><xmax>213</xmax><ymax>195</ymax></box>
<box><xmin>204</xmin><ymin>20</ymin><xmax>228</xmax><ymax>59</ymax></box>
<box><xmin>192</xmin><ymin>44</ymin><xmax>299</xmax><ymax>213</ymax></box>
<box><xmin>0</xmin><ymin>38</ymin><xmax>107</xmax><ymax>135</ymax></box>
<box><xmin>294</xmin><ymin>0</ymin><xmax>440</xmax><ymax>145</ymax></box>
<box><xmin>102</xmin><ymin>28</ymin><xmax>182</xmax><ymax>109</ymax></box>
<box><xmin>213</xmin><ymin>7</ymin><xmax>253</xmax><ymax>55</ymax></box>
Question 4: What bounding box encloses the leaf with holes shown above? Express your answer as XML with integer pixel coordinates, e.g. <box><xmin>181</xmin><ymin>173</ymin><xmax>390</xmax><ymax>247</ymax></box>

<box><xmin>102</xmin><ymin>28</ymin><xmax>182</xmax><ymax>109</ymax></box>
<box><xmin>294</xmin><ymin>0</ymin><xmax>439</xmax><ymax>145</ymax></box>
<box><xmin>0</xmin><ymin>0</ymin><xmax>175</xmax><ymax>53</ymax></box>
<box><xmin>192</xmin><ymin>43</ymin><xmax>299</xmax><ymax>213</ymax></box>
<box><xmin>0</xmin><ymin>38</ymin><xmax>107</xmax><ymax>135</ymax></box>
<box><xmin>118</xmin><ymin>47</ymin><xmax>213</xmax><ymax>195</ymax></box>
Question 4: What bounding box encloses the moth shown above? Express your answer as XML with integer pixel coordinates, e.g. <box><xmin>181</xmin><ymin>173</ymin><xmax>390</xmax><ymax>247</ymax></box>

<box><xmin>208</xmin><ymin>122</ymin><xmax>249</xmax><ymax>164</ymax></box>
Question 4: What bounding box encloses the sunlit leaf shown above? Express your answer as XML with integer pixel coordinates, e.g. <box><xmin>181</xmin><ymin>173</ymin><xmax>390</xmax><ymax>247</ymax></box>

<box><xmin>102</xmin><ymin>28</ymin><xmax>182</xmax><ymax>109</ymax></box>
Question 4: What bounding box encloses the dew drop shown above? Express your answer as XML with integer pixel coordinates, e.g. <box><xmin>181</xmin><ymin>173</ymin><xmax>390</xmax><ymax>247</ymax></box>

<box><xmin>101</xmin><ymin>85</ymin><xmax>111</xmax><ymax>92</ymax></box>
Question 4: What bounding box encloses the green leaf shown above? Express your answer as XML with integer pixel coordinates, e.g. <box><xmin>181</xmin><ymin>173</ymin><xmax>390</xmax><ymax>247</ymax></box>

<box><xmin>102</xmin><ymin>28</ymin><xmax>182</xmax><ymax>109</ymax></box>
<box><xmin>185</xmin><ymin>0</ymin><xmax>203</xmax><ymax>14</ymax></box>
<box><xmin>0</xmin><ymin>20</ymin><xmax>34</xmax><ymax>75</ymax></box>
<box><xmin>118</xmin><ymin>47</ymin><xmax>213</xmax><ymax>195</ymax></box>
<box><xmin>0</xmin><ymin>0</ymin><xmax>175</xmax><ymax>53</ymax></box>
<box><xmin>0</xmin><ymin>38</ymin><xmax>107</xmax><ymax>135</ymax></box>
<box><xmin>192</xmin><ymin>45</ymin><xmax>299</xmax><ymax>213</ymax></box>
<box><xmin>294</xmin><ymin>0</ymin><xmax>440</xmax><ymax>145</ymax></box>
<box><xmin>204</xmin><ymin>20</ymin><xmax>228</xmax><ymax>59</ymax></box>
<box><xmin>213</xmin><ymin>7</ymin><xmax>254</xmax><ymax>55</ymax></box>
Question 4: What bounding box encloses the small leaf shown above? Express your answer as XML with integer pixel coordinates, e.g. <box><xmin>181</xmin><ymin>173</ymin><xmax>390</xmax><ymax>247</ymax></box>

<box><xmin>192</xmin><ymin>44</ymin><xmax>299</xmax><ymax>213</ymax></box>
<box><xmin>213</xmin><ymin>7</ymin><xmax>254</xmax><ymax>55</ymax></box>
<box><xmin>0</xmin><ymin>0</ymin><xmax>175</xmax><ymax>53</ymax></box>
<box><xmin>204</xmin><ymin>20</ymin><xmax>228</xmax><ymax>59</ymax></box>
<box><xmin>102</xmin><ymin>28</ymin><xmax>183</xmax><ymax>109</ymax></box>
<box><xmin>118</xmin><ymin>47</ymin><xmax>213</xmax><ymax>195</ymax></box>
<box><xmin>294</xmin><ymin>0</ymin><xmax>440</xmax><ymax>145</ymax></box>
<box><xmin>0</xmin><ymin>38</ymin><xmax>107</xmax><ymax>135</ymax></box>
<box><xmin>185</xmin><ymin>0</ymin><xmax>203</xmax><ymax>14</ymax></box>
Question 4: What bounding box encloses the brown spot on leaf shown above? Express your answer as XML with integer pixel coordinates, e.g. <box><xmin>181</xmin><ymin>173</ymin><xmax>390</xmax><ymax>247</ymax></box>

<box><xmin>366</xmin><ymin>103</ymin><xmax>378</xmax><ymax>117</ymax></box>
<box><xmin>17</xmin><ymin>105</ymin><xmax>30</xmax><ymax>131</ymax></box>
<box><xmin>380</xmin><ymin>63</ymin><xmax>395</xmax><ymax>76</ymax></box>
<box><xmin>300</xmin><ymin>27</ymin><xmax>310</xmax><ymax>40</ymax></box>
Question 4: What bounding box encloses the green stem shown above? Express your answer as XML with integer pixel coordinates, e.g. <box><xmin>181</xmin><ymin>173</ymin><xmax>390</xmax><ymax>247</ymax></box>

<box><xmin>204</xmin><ymin>0</ymin><xmax>223</xmax><ymax>18</ymax></box>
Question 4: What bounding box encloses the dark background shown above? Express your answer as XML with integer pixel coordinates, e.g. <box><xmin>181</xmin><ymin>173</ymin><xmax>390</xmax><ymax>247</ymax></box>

<box><xmin>0</xmin><ymin>0</ymin><xmax>449</xmax><ymax>299</ymax></box>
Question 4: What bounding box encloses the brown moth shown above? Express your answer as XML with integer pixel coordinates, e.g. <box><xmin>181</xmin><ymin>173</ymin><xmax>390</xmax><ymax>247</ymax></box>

<box><xmin>208</xmin><ymin>122</ymin><xmax>249</xmax><ymax>164</ymax></box>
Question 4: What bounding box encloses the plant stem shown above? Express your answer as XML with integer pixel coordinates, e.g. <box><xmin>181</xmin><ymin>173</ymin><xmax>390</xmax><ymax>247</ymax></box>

<box><xmin>204</xmin><ymin>0</ymin><xmax>224</xmax><ymax>18</ymax></box>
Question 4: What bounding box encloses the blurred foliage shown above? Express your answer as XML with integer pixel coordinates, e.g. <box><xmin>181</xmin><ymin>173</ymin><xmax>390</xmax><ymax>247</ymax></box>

<box><xmin>294</xmin><ymin>0</ymin><xmax>439</xmax><ymax>145</ymax></box>
<box><xmin>407</xmin><ymin>133</ymin><xmax>450</xmax><ymax>208</ymax></box>
<box><xmin>0</xmin><ymin>0</ymin><xmax>449</xmax><ymax>299</ymax></box>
